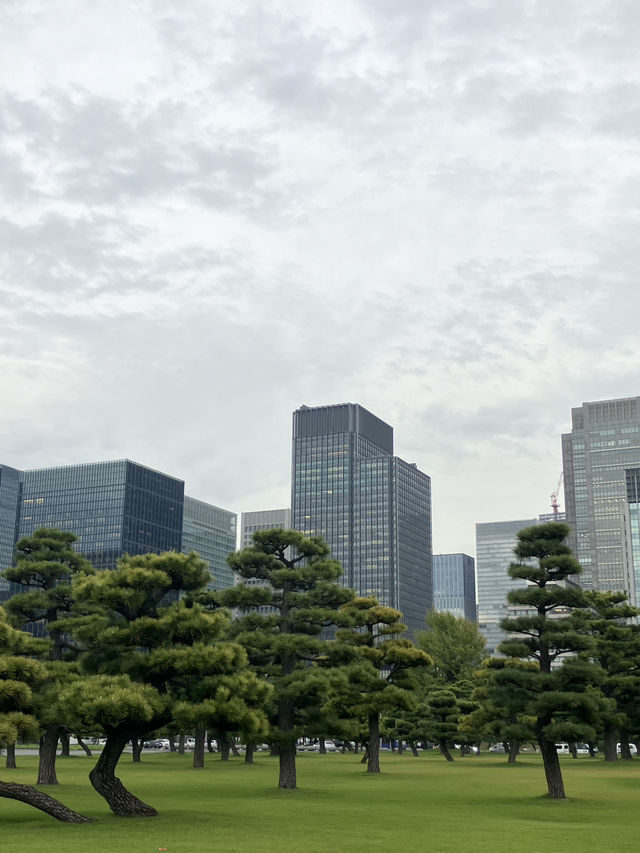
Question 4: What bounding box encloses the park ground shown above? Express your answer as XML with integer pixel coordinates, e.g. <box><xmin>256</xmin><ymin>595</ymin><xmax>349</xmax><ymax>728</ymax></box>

<box><xmin>2</xmin><ymin>750</ymin><xmax>639</xmax><ymax>853</ymax></box>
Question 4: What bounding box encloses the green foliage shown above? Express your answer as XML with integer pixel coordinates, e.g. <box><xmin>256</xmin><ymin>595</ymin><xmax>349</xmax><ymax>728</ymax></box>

<box><xmin>416</xmin><ymin>609</ymin><xmax>486</xmax><ymax>686</ymax></box>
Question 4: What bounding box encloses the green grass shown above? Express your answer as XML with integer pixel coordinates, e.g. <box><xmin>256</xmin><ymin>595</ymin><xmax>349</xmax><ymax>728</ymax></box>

<box><xmin>2</xmin><ymin>751</ymin><xmax>639</xmax><ymax>852</ymax></box>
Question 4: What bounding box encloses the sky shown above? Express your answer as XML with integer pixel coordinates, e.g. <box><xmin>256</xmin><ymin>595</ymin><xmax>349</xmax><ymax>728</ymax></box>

<box><xmin>2</xmin><ymin>0</ymin><xmax>640</xmax><ymax>557</ymax></box>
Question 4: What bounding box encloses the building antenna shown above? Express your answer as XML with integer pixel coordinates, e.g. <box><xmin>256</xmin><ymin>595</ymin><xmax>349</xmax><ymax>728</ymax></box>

<box><xmin>551</xmin><ymin>471</ymin><xmax>564</xmax><ymax>517</ymax></box>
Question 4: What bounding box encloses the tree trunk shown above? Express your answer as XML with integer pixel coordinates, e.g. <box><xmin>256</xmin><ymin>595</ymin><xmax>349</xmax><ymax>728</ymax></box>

<box><xmin>220</xmin><ymin>737</ymin><xmax>230</xmax><ymax>761</ymax></box>
<box><xmin>244</xmin><ymin>743</ymin><xmax>255</xmax><ymax>764</ymax></box>
<box><xmin>169</xmin><ymin>735</ymin><xmax>177</xmax><ymax>752</ymax></box>
<box><xmin>538</xmin><ymin>737</ymin><xmax>565</xmax><ymax>799</ymax></box>
<box><xmin>588</xmin><ymin>743</ymin><xmax>597</xmax><ymax>758</ymax></box>
<box><xmin>278</xmin><ymin>741</ymin><xmax>297</xmax><ymax>789</ymax></box>
<box><xmin>89</xmin><ymin>730</ymin><xmax>158</xmax><ymax>817</ymax></box>
<box><xmin>38</xmin><ymin>725</ymin><xmax>59</xmax><ymax>784</ymax></box>
<box><xmin>360</xmin><ymin>749</ymin><xmax>368</xmax><ymax>765</ymax></box>
<box><xmin>603</xmin><ymin>722</ymin><xmax>618</xmax><ymax>762</ymax></box>
<box><xmin>0</xmin><ymin>780</ymin><xmax>94</xmax><ymax>823</ymax></box>
<box><xmin>131</xmin><ymin>738</ymin><xmax>143</xmax><ymax>763</ymax></box>
<box><xmin>409</xmin><ymin>741</ymin><xmax>419</xmax><ymax>757</ymax></box>
<box><xmin>319</xmin><ymin>737</ymin><xmax>326</xmax><ymax>755</ymax></box>
<box><xmin>178</xmin><ymin>734</ymin><xmax>185</xmax><ymax>755</ymax></box>
<box><xmin>230</xmin><ymin>741</ymin><xmax>240</xmax><ymax>757</ymax></box>
<box><xmin>569</xmin><ymin>741</ymin><xmax>578</xmax><ymax>759</ymax></box>
<box><xmin>619</xmin><ymin>732</ymin><xmax>633</xmax><ymax>761</ymax></box>
<box><xmin>76</xmin><ymin>736</ymin><xmax>92</xmax><ymax>757</ymax></box>
<box><xmin>367</xmin><ymin>712</ymin><xmax>381</xmax><ymax>773</ymax></box>
<box><xmin>206</xmin><ymin>735</ymin><xmax>215</xmax><ymax>753</ymax></box>
<box><xmin>439</xmin><ymin>741</ymin><xmax>454</xmax><ymax>762</ymax></box>
<box><xmin>5</xmin><ymin>743</ymin><xmax>16</xmax><ymax>770</ymax></box>
<box><xmin>508</xmin><ymin>740</ymin><xmax>520</xmax><ymax>764</ymax></box>
<box><xmin>59</xmin><ymin>732</ymin><xmax>70</xmax><ymax>757</ymax></box>
<box><xmin>193</xmin><ymin>728</ymin><xmax>205</xmax><ymax>768</ymax></box>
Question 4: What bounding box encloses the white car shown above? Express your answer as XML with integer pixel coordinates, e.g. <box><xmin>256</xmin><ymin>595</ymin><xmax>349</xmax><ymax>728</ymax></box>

<box><xmin>616</xmin><ymin>743</ymin><xmax>638</xmax><ymax>755</ymax></box>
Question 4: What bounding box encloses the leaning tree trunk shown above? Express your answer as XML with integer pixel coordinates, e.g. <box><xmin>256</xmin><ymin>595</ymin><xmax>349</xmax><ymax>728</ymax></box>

<box><xmin>230</xmin><ymin>741</ymin><xmax>240</xmax><ymax>757</ymax></box>
<box><xmin>38</xmin><ymin>725</ymin><xmax>60</xmax><ymax>784</ymax></box>
<box><xmin>439</xmin><ymin>741</ymin><xmax>454</xmax><ymax>762</ymax></box>
<box><xmin>603</xmin><ymin>722</ymin><xmax>618</xmax><ymax>762</ymax></box>
<box><xmin>409</xmin><ymin>741</ymin><xmax>419</xmax><ymax>757</ymax></box>
<box><xmin>5</xmin><ymin>743</ymin><xmax>16</xmax><ymax>770</ymax></box>
<box><xmin>206</xmin><ymin>735</ymin><xmax>215</xmax><ymax>753</ymax></box>
<box><xmin>193</xmin><ymin>728</ymin><xmax>205</xmax><ymax>768</ymax></box>
<box><xmin>76</xmin><ymin>736</ymin><xmax>92</xmax><ymax>757</ymax></box>
<box><xmin>538</xmin><ymin>735</ymin><xmax>565</xmax><ymax>799</ymax></box>
<box><xmin>0</xmin><ymin>780</ymin><xmax>94</xmax><ymax>823</ymax></box>
<box><xmin>244</xmin><ymin>743</ymin><xmax>255</xmax><ymax>764</ymax></box>
<box><xmin>89</xmin><ymin>729</ymin><xmax>158</xmax><ymax>817</ymax></box>
<box><xmin>367</xmin><ymin>712</ymin><xmax>381</xmax><ymax>774</ymax></box>
<box><xmin>508</xmin><ymin>740</ymin><xmax>520</xmax><ymax>765</ymax></box>
<box><xmin>619</xmin><ymin>730</ymin><xmax>633</xmax><ymax>761</ymax></box>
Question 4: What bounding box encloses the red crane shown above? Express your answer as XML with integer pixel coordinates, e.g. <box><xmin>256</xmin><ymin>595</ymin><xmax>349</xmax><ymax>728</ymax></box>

<box><xmin>551</xmin><ymin>471</ymin><xmax>564</xmax><ymax>517</ymax></box>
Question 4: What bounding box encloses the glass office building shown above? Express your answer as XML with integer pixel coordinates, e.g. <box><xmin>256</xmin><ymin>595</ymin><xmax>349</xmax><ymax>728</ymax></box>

<box><xmin>475</xmin><ymin>518</ymin><xmax>538</xmax><ymax>655</ymax></box>
<box><xmin>0</xmin><ymin>460</ymin><xmax>237</xmax><ymax>596</ymax></box>
<box><xmin>240</xmin><ymin>508</ymin><xmax>291</xmax><ymax>549</ymax></box>
<box><xmin>182</xmin><ymin>496</ymin><xmax>237</xmax><ymax>589</ymax></box>
<box><xmin>291</xmin><ymin>403</ymin><xmax>432</xmax><ymax>637</ymax></box>
<box><xmin>0</xmin><ymin>465</ymin><xmax>21</xmax><ymax>603</ymax></box>
<box><xmin>562</xmin><ymin>397</ymin><xmax>640</xmax><ymax>596</ymax></box>
<box><xmin>433</xmin><ymin>553</ymin><xmax>476</xmax><ymax>621</ymax></box>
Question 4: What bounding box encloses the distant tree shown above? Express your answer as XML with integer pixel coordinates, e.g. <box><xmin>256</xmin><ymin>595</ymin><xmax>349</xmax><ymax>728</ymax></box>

<box><xmin>416</xmin><ymin>610</ymin><xmax>486</xmax><ymax>686</ymax></box>
<box><xmin>219</xmin><ymin>529</ymin><xmax>355</xmax><ymax>789</ymax></box>
<box><xmin>332</xmin><ymin>597</ymin><xmax>432</xmax><ymax>773</ymax></box>
<box><xmin>0</xmin><ymin>607</ymin><xmax>92</xmax><ymax>823</ymax></box>
<box><xmin>68</xmin><ymin>550</ymin><xmax>268</xmax><ymax>816</ymax></box>
<box><xmin>497</xmin><ymin>522</ymin><xmax>603</xmax><ymax>799</ymax></box>
<box><xmin>425</xmin><ymin>689</ymin><xmax>459</xmax><ymax>761</ymax></box>
<box><xmin>2</xmin><ymin>528</ymin><xmax>95</xmax><ymax>785</ymax></box>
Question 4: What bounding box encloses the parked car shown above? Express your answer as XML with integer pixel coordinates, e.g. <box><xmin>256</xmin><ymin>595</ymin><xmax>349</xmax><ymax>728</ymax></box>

<box><xmin>488</xmin><ymin>744</ymin><xmax>507</xmax><ymax>753</ymax></box>
<box><xmin>616</xmin><ymin>743</ymin><xmax>638</xmax><ymax>755</ymax></box>
<box><xmin>555</xmin><ymin>743</ymin><xmax>570</xmax><ymax>754</ymax></box>
<box><xmin>144</xmin><ymin>739</ymin><xmax>166</xmax><ymax>749</ymax></box>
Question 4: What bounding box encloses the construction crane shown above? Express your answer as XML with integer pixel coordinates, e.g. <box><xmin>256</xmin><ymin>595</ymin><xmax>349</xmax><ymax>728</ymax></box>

<box><xmin>551</xmin><ymin>471</ymin><xmax>564</xmax><ymax>517</ymax></box>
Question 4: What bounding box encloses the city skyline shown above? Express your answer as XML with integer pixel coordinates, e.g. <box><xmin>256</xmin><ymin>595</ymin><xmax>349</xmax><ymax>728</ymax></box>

<box><xmin>3</xmin><ymin>3</ymin><xmax>640</xmax><ymax>557</ymax></box>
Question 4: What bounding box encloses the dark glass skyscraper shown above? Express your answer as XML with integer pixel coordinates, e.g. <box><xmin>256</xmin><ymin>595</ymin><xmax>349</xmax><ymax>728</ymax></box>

<box><xmin>291</xmin><ymin>403</ymin><xmax>432</xmax><ymax>637</ymax></box>
<box><xmin>0</xmin><ymin>460</ymin><xmax>237</xmax><ymax>593</ymax></box>
<box><xmin>433</xmin><ymin>553</ymin><xmax>476</xmax><ymax>621</ymax></box>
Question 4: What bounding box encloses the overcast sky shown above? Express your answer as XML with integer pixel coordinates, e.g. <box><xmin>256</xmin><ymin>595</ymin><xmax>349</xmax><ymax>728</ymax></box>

<box><xmin>2</xmin><ymin>0</ymin><xmax>639</xmax><ymax>556</ymax></box>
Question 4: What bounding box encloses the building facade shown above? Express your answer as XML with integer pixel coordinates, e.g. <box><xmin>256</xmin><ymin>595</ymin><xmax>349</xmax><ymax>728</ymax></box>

<box><xmin>562</xmin><ymin>396</ymin><xmax>640</xmax><ymax>597</ymax></box>
<box><xmin>240</xmin><ymin>508</ymin><xmax>291</xmax><ymax>550</ymax></box>
<box><xmin>291</xmin><ymin>403</ymin><xmax>432</xmax><ymax>637</ymax></box>
<box><xmin>433</xmin><ymin>553</ymin><xmax>476</xmax><ymax>621</ymax></box>
<box><xmin>0</xmin><ymin>459</ymin><xmax>236</xmax><ymax>595</ymax></box>
<box><xmin>475</xmin><ymin>517</ymin><xmax>538</xmax><ymax>655</ymax></box>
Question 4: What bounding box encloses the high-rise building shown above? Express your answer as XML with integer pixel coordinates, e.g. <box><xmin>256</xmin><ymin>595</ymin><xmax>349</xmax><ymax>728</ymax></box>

<box><xmin>562</xmin><ymin>396</ymin><xmax>640</xmax><ymax>596</ymax></box>
<box><xmin>432</xmin><ymin>553</ymin><xmax>476</xmax><ymax>621</ymax></box>
<box><xmin>0</xmin><ymin>459</ymin><xmax>236</xmax><ymax>595</ymax></box>
<box><xmin>240</xmin><ymin>508</ymin><xmax>291</xmax><ymax>550</ymax></box>
<box><xmin>182</xmin><ymin>496</ymin><xmax>237</xmax><ymax>590</ymax></box>
<box><xmin>291</xmin><ymin>403</ymin><xmax>432</xmax><ymax>637</ymax></box>
<box><xmin>475</xmin><ymin>517</ymin><xmax>538</xmax><ymax>655</ymax></box>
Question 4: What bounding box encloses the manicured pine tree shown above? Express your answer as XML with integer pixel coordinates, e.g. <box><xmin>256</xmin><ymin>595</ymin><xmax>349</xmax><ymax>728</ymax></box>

<box><xmin>0</xmin><ymin>607</ymin><xmax>93</xmax><ymax>823</ymax></box>
<box><xmin>218</xmin><ymin>529</ymin><xmax>355</xmax><ymax>790</ymax></box>
<box><xmin>573</xmin><ymin>590</ymin><xmax>640</xmax><ymax>760</ymax></box>
<box><xmin>67</xmin><ymin>550</ymin><xmax>269</xmax><ymax>816</ymax></box>
<box><xmin>497</xmin><ymin>522</ymin><xmax>603</xmax><ymax>799</ymax></box>
<box><xmin>332</xmin><ymin>597</ymin><xmax>432</xmax><ymax>773</ymax></box>
<box><xmin>2</xmin><ymin>528</ymin><xmax>95</xmax><ymax>785</ymax></box>
<box><xmin>425</xmin><ymin>689</ymin><xmax>459</xmax><ymax>761</ymax></box>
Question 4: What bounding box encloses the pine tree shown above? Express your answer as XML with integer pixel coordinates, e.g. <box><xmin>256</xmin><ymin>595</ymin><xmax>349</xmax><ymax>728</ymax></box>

<box><xmin>497</xmin><ymin>522</ymin><xmax>603</xmax><ymax>798</ymax></box>
<box><xmin>219</xmin><ymin>529</ymin><xmax>355</xmax><ymax>789</ymax></box>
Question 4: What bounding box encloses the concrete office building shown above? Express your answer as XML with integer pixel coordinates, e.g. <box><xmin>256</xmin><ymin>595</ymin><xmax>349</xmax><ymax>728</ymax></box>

<box><xmin>432</xmin><ymin>553</ymin><xmax>476</xmax><ymax>621</ymax></box>
<box><xmin>0</xmin><ymin>459</ymin><xmax>236</xmax><ymax>601</ymax></box>
<box><xmin>240</xmin><ymin>508</ymin><xmax>291</xmax><ymax>550</ymax></box>
<box><xmin>291</xmin><ymin>403</ymin><xmax>432</xmax><ymax>637</ymax></box>
<box><xmin>562</xmin><ymin>396</ymin><xmax>640</xmax><ymax>598</ymax></box>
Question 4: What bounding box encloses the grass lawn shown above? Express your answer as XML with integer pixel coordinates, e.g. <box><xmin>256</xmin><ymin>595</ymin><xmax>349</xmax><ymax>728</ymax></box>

<box><xmin>1</xmin><ymin>750</ymin><xmax>638</xmax><ymax>853</ymax></box>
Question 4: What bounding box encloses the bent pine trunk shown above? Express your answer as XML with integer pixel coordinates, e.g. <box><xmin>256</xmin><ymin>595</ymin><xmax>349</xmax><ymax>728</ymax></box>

<box><xmin>89</xmin><ymin>730</ymin><xmax>158</xmax><ymax>817</ymax></box>
<box><xmin>538</xmin><ymin>736</ymin><xmax>565</xmax><ymax>799</ymax></box>
<box><xmin>0</xmin><ymin>780</ymin><xmax>94</xmax><ymax>823</ymax></box>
